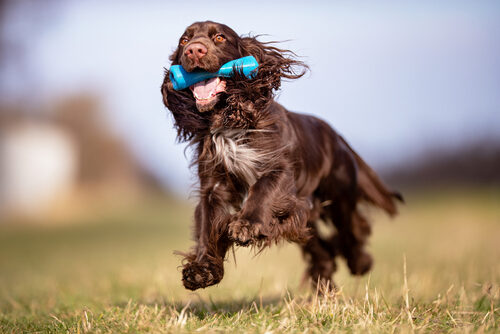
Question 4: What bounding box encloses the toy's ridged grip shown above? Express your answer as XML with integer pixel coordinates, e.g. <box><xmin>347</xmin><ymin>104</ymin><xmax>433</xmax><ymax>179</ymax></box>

<box><xmin>169</xmin><ymin>56</ymin><xmax>259</xmax><ymax>91</ymax></box>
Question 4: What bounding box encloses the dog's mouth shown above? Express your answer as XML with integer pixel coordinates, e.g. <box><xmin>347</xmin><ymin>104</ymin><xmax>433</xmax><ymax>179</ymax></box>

<box><xmin>190</xmin><ymin>77</ymin><xmax>226</xmax><ymax>112</ymax></box>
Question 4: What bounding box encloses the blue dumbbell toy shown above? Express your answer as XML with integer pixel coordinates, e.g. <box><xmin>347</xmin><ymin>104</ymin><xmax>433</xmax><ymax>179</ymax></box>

<box><xmin>169</xmin><ymin>56</ymin><xmax>259</xmax><ymax>91</ymax></box>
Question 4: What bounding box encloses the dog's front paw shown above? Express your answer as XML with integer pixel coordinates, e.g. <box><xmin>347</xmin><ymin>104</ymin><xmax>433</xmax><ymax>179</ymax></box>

<box><xmin>228</xmin><ymin>218</ymin><xmax>266</xmax><ymax>246</ymax></box>
<box><xmin>182</xmin><ymin>259</ymin><xmax>223</xmax><ymax>291</ymax></box>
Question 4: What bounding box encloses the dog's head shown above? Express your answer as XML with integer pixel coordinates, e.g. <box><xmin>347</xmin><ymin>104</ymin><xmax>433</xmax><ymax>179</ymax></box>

<box><xmin>168</xmin><ymin>21</ymin><xmax>241</xmax><ymax>113</ymax></box>
<box><xmin>161</xmin><ymin>21</ymin><xmax>307</xmax><ymax>141</ymax></box>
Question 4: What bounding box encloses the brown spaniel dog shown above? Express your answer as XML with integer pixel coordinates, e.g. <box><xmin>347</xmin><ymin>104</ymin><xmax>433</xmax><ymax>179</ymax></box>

<box><xmin>161</xmin><ymin>21</ymin><xmax>402</xmax><ymax>291</ymax></box>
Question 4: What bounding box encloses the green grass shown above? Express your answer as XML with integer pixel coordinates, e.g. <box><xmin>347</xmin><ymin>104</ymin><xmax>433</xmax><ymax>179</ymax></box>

<box><xmin>0</xmin><ymin>189</ymin><xmax>499</xmax><ymax>333</ymax></box>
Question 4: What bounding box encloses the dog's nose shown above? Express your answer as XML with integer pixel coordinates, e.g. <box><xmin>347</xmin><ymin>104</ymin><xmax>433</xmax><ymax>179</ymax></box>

<box><xmin>185</xmin><ymin>42</ymin><xmax>207</xmax><ymax>61</ymax></box>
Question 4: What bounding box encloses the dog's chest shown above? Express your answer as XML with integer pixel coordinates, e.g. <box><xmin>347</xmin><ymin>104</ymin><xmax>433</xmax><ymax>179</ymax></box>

<box><xmin>211</xmin><ymin>129</ymin><xmax>261</xmax><ymax>185</ymax></box>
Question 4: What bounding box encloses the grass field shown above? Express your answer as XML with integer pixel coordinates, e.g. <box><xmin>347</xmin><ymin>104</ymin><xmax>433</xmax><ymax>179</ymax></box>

<box><xmin>0</xmin><ymin>188</ymin><xmax>499</xmax><ymax>333</ymax></box>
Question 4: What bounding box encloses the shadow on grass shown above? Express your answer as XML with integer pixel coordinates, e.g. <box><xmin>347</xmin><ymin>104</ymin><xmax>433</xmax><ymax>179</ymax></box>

<box><xmin>191</xmin><ymin>295</ymin><xmax>285</xmax><ymax>318</ymax></box>
<box><xmin>126</xmin><ymin>293</ymin><xmax>291</xmax><ymax>320</ymax></box>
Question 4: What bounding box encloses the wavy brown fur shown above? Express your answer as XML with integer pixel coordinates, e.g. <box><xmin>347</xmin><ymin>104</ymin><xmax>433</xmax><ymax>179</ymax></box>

<box><xmin>161</xmin><ymin>21</ymin><xmax>401</xmax><ymax>291</ymax></box>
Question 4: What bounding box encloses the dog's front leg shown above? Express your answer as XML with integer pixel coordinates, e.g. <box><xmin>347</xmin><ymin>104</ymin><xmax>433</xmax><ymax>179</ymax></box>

<box><xmin>228</xmin><ymin>168</ymin><xmax>309</xmax><ymax>246</ymax></box>
<box><xmin>182</xmin><ymin>180</ymin><xmax>233</xmax><ymax>290</ymax></box>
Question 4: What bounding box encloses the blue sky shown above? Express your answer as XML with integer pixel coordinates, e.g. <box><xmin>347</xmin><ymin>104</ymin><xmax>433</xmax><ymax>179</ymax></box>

<box><xmin>2</xmin><ymin>0</ymin><xmax>500</xmax><ymax>193</ymax></box>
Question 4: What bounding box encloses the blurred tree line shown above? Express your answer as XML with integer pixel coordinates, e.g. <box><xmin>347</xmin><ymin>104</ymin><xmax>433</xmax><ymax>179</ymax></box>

<box><xmin>385</xmin><ymin>140</ymin><xmax>500</xmax><ymax>190</ymax></box>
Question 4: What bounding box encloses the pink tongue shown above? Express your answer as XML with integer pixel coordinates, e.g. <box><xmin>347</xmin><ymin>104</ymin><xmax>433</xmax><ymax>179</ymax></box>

<box><xmin>192</xmin><ymin>77</ymin><xmax>219</xmax><ymax>99</ymax></box>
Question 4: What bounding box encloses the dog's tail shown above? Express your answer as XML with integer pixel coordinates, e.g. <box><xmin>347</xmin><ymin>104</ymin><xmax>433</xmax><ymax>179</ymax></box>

<box><xmin>340</xmin><ymin>136</ymin><xmax>404</xmax><ymax>216</ymax></box>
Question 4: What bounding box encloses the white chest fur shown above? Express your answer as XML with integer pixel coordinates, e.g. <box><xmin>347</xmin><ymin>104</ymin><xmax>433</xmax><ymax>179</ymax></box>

<box><xmin>211</xmin><ymin>129</ymin><xmax>262</xmax><ymax>186</ymax></box>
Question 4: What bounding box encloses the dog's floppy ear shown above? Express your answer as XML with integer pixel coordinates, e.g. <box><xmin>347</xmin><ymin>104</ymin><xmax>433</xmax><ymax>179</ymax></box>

<box><xmin>238</xmin><ymin>36</ymin><xmax>308</xmax><ymax>92</ymax></box>
<box><xmin>161</xmin><ymin>69</ymin><xmax>209</xmax><ymax>142</ymax></box>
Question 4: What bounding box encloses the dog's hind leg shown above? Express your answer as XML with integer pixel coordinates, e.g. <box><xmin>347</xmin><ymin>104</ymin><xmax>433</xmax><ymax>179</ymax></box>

<box><xmin>320</xmin><ymin>142</ymin><xmax>373</xmax><ymax>276</ymax></box>
<box><xmin>300</xmin><ymin>220</ymin><xmax>338</xmax><ymax>292</ymax></box>
<box><xmin>327</xmin><ymin>200</ymin><xmax>373</xmax><ymax>276</ymax></box>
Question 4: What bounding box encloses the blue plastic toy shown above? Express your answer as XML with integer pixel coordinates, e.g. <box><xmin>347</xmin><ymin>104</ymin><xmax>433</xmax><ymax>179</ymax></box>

<box><xmin>169</xmin><ymin>56</ymin><xmax>259</xmax><ymax>91</ymax></box>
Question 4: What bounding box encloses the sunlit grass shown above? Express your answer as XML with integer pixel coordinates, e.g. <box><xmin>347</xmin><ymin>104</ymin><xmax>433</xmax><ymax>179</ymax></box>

<box><xmin>0</xmin><ymin>188</ymin><xmax>499</xmax><ymax>333</ymax></box>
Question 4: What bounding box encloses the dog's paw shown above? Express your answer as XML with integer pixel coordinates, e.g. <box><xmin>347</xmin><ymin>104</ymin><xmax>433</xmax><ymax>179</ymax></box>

<box><xmin>228</xmin><ymin>218</ymin><xmax>266</xmax><ymax>246</ymax></box>
<box><xmin>182</xmin><ymin>259</ymin><xmax>223</xmax><ymax>291</ymax></box>
<box><xmin>347</xmin><ymin>251</ymin><xmax>373</xmax><ymax>276</ymax></box>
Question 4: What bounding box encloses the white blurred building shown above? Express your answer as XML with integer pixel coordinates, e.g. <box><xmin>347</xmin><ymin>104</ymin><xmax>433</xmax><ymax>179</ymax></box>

<box><xmin>0</xmin><ymin>122</ymin><xmax>77</xmax><ymax>217</ymax></box>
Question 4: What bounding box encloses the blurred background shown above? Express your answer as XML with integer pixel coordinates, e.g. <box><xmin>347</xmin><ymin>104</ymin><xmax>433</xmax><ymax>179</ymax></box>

<box><xmin>1</xmin><ymin>0</ymin><xmax>499</xmax><ymax>219</ymax></box>
<box><xmin>0</xmin><ymin>0</ymin><xmax>499</xmax><ymax>326</ymax></box>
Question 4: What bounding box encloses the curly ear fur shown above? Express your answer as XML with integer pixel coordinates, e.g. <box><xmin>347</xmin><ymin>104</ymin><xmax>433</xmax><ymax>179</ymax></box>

<box><xmin>161</xmin><ymin>70</ymin><xmax>210</xmax><ymax>142</ymax></box>
<box><xmin>220</xmin><ymin>36</ymin><xmax>309</xmax><ymax>129</ymax></box>
<box><xmin>238</xmin><ymin>36</ymin><xmax>308</xmax><ymax>84</ymax></box>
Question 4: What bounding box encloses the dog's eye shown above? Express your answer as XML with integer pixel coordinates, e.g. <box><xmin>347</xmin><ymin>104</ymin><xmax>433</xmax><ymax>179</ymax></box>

<box><xmin>180</xmin><ymin>37</ymin><xmax>189</xmax><ymax>46</ymax></box>
<box><xmin>214</xmin><ymin>34</ymin><xmax>225</xmax><ymax>43</ymax></box>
